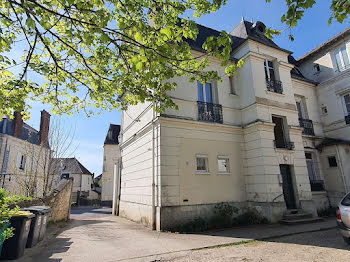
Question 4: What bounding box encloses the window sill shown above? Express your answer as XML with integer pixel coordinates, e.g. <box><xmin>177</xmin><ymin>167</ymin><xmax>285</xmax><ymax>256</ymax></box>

<box><xmin>274</xmin><ymin>148</ymin><xmax>294</xmax><ymax>152</ymax></box>
<box><xmin>196</xmin><ymin>171</ymin><xmax>210</xmax><ymax>175</ymax></box>
<box><xmin>229</xmin><ymin>93</ymin><xmax>238</xmax><ymax>97</ymax></box>
<box><xmin>217</xmin><ymin>172</ymin><xmax>231</xmax><ymax>175</ymax></box>
<box><xmin>311</xmin><ymin>190</ymin><xmax>327</xmax><ymax>194</ymax></box>
<box><xmin>265</xmin><ymin>90</ymin><xmax>285</xmax><ymax>96</ymax></box>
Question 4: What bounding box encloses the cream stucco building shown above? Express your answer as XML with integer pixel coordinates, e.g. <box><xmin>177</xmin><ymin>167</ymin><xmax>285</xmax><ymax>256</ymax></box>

<box><xmin>297</xmin><ymin>27</ymin><xmax>350</xmax><ymax>206</ymax></box>
<box><xmin>101</xmin><ymin>124</ymin><xmax>120</xmax><ymax>206</ymax></box>
<box><xmin>0</xmin><ymin>110</ymin><xmax>53</xmax><ymax>197</ymax></box>
<box><xmin>115</xmin><ymin>20</ymin><xmax>350</xmax><ymax>230</ymax></box>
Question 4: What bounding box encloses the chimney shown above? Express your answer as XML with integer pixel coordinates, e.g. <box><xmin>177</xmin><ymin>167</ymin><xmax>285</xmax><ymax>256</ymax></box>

<box><xmin>39</xmin><ymin>110</ymin><xmax>51</xmax><ymax>146</ymax></box>
<box><xmin>13</xmin><ymin>112</ymin><xmax>23</xmax><ymax>138</ymax></box>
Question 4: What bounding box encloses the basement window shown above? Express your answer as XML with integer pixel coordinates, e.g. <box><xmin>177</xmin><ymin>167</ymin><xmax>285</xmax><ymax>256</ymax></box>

<box><xmin>196</xmin><ymin>155</ymin><xmax>209</xmax><ymax>174</ymax></box>
<box><xmin>217</xmin><ymin>156</ymin><xmax>230</xmax><ymax>173</ymax></box>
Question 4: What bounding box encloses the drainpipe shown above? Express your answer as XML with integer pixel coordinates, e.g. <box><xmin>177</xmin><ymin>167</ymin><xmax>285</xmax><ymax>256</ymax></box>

<box><xmin>151</xmin><ymin>103</ymin><xmax>156</xmax><ymax>230</ymax></box>
<box><xmin>336</xmin><ymin>145</ymin><xmax>348</xmax><ymax>193</ymax></box>
<box><xmin>112</xmin><ymin>162</ymin><xmax>119</xmax><ymax>215</ymax></box>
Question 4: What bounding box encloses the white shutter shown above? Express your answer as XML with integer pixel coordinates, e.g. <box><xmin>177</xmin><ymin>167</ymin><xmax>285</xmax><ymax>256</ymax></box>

<box><xmin>16</xmin><ymin>154</ymin><xmax>22</xmax><ymax>169</ymax></box>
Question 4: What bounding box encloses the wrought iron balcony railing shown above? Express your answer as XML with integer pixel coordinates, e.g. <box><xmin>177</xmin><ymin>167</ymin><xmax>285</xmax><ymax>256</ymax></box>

<box><xmin>274</xmin><ymin>140</ymin><xmax>294</xmax><ymax>150</ymax></box>
<box><xmin>299</xmin><ymin>118</ymin><xmax>315</xmax><ymax>136</ymax></box>
<box><xmin>266</xmin><ymin>79</ymin><xmax>283</xmax><ymax>94</ymax></box>
<box><xmin>197</xmin><ymin>101</ymin><xmax>223</xmax><ymax>124</ymax></box>
<box><xmin>310</xmin><ymin>180</ymin><xmax>325</xmax><ymax>191</ymax></box>
<box><xmin>345</xmin><ymin>115</ymin><xmax>350</xmax><ymax>125</ymax></box>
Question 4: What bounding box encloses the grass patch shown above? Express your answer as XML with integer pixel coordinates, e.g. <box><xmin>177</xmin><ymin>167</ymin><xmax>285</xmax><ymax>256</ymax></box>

<box><xmin>192</xmin><ymin>239</ymin><xmax>256</xmax><ymax>251</ymax></box>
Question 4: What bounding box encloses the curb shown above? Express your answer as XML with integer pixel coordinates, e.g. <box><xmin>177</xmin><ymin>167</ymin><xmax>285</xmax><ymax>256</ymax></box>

<box><xmin>258</xmin><ymin>225</ymin><xmax>337</xmax><ymax>241</ymax></box>
<box><xmin>191</xmin><ymin>224</ymin><xmax>337</xmax><ymax>251</ymax></box>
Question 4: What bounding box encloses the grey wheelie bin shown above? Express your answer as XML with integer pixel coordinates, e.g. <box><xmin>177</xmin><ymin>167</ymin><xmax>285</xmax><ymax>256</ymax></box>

<box><xmin>23</xmin><ymin>206</ymin><xmax>51</xmax><ymax>242</ymax></box>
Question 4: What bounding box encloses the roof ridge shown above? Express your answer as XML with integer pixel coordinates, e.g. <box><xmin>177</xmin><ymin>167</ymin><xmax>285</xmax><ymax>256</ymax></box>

<box><xmin>297</xmin><ymin>27</ymin><xmax>350</xmax><ymax>62</ymax></box>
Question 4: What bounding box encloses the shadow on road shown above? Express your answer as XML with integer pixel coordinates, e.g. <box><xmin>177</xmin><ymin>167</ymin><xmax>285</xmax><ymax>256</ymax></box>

<box><xmin>71</xmin><ymin>206</ymin><xmax>112</xmax><ymax>215</ymax></box>
<box><xmin>192</xmin><ymin>220</ymin><xmax>349</xmax><ymax>251</ymax></box>
<box><xmin>17</xmin><ymin>217</ymin><xmax>111</xmax><ymax>262</ymax></box>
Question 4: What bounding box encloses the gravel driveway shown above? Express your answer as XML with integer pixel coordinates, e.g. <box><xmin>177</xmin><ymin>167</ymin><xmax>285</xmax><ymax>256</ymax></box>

<box><xmin>159</xmin><ymin>229</ymin><xmax>350</xmax><ymax>262</ymax></box>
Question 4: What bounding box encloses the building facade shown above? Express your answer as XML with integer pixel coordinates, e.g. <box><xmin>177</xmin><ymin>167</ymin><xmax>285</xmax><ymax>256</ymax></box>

<box><xmin>0</xmin><ymin>110</ymin><xmax>53</xmax><ymax>197</ymax></box>
<box><xmin>297</xmin><ymin>27</ymin><xmax>350</xmax><ymax>206</ymax></box>
<box><xmin>117</xmin><ymin>20</ymin><xmax>350</xmax><ymax>230</ymax></box>
<box><xmin>101</xmin><ymin>124</ymin><xmax>120</xmax><ymax>206</ymax></box>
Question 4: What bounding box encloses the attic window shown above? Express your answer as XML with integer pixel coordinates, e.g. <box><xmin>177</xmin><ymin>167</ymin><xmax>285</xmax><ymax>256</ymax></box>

<box><xmin>258</xmin><ymin>25</ymin><xmax>264</xmax><ymax>33</ymax></box>
<box><xmin>313</xmin><ymin>64</ymin><xmax>320</xmax><ymax>73</ymax></box>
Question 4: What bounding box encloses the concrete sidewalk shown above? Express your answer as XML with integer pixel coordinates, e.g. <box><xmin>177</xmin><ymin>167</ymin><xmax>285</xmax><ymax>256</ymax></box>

<box><xmin>18</xmin><ymin>207</ymin><xmax>337</xmax><ymax>262</ymax></box>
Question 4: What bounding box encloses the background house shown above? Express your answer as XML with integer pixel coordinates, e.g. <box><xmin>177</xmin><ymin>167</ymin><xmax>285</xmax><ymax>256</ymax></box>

<box><xmin>101</xmin><ymin>124</ymin><xmax>120</xmax><ymax>207</ymax></box>
<box><xmin>51</xmin><ymin>157</ymin><xmax>96</xmax><ymax>203</ymax></box>
<box><xmin>0</xmin><ymin>110</ymin><xmax>53</xmax><ymax>197</ymax></box>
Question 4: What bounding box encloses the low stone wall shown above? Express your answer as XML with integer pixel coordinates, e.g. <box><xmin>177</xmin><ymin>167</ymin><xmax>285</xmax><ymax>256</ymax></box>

<box><xmin>11</xmin><ymin>178</ymin><xmax>73</xmax><ymax>223</ymax></box>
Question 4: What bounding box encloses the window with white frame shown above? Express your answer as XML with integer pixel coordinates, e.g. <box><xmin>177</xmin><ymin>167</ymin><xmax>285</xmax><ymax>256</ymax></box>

<box><xmin>197</xmin><ymin>81</ymin><xmax>217</xmax><ymax>103</ymax></box>
<box><xmin>196</xmin><ymin>155</ymin><xmax>209</xmax><ymax>173</ymax></box>
<box><xmin>264</xmin><ymin>60</ymin><xmax>276</xmax><ymax>81</ymax></box>
<box><xmin>342</xmin><ymin>94</ymin><xmax>350</xmax><ymax>116</ymax></box>
<box><xmin>217</xmin><ymin>156</ymin><xmax>230</xmax><ymax>173</ymax></box>
<box><xmin>296</xmin><ymin>100</ymin><xmax>307</xmax><ymax>119</ymax></box>
<box><xmin>305</xmin><ymin>152</ymin><xmax>316</xmax><ymax>181</ymax></box>
<box><xmin>334</xmin><ymin>46</ymin><xmax>350</xmax><ymax>72</ymax></box>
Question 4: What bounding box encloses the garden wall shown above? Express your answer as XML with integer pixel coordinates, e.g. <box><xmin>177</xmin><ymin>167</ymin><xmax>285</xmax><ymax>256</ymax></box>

<box><xmin>12</xmin><ymin>178</ymin><xmax>73</xmax><ymax>223</ymax></box>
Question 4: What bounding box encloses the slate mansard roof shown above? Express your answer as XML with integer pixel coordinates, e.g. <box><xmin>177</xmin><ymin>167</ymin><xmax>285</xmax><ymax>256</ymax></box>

<box><xmin>104</xmin><ymin>124</ymin><xmax>121</xmax><ymax>145</ymax></box>
<box><xmin>186</xmin><ymin>20</ymin><xmax>292</xmax><ymax>57</ymax></box>
<box><xmin>0</xmin><ymin>117</ymin><xmax>41</xmax><ymax>145</ymax></box>
<box><xmin>187</xmin><ymin>19</ymin><xmax>314</xmax><ymax>84</ymax></box>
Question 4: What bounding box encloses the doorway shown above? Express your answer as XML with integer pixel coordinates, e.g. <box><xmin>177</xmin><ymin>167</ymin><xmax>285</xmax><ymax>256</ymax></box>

<box><xmin>279</xmin><ymin>164</ymin><xmax>296</xmax><ymax>209</ymax></box>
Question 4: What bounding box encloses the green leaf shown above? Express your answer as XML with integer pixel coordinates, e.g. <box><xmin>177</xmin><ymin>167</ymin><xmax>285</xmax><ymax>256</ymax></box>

<box><xmin>161</xmin><ymin>27</ymin><xmax>172</xmax><ymax>38</ymax></box>
<box><xmin>136</xmin><ymin>62</ymin><xmax>143</xmax><ymax>71</ymax></box>
<box><xmin>100</xmin><ymin>32</ymin><xmax>110</xmax><ymax>43</ymax></box>
<box><xmin>135</xmin><ymin>32</ymin><xmax>142</xmax><ymax>42</ymax></box>
<box><xmin>25</xmin><ymin>18</ymin><xmax>36</xmax><ymax>29</ymax></box>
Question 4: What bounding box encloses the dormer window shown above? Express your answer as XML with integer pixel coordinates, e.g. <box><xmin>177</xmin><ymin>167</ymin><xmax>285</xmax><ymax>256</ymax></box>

<box><xmin>334</xmin><ymin>46</ymin><xmax>350</xmax><ymax>72</ymax></box>
<box><xmin>253</xmin><ymin>21</ymin><xmax>266</xmax><ymax>35</ymax></box>
<box><xmin>313</xmin><ymin>64</ymin><xmax>320</xmax><ymax>73</ymax></box>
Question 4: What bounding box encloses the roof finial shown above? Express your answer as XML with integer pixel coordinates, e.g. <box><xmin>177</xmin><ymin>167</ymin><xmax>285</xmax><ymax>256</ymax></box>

<box><xmin>251</xmin><ymin>18</ymin><xmax>253</xmax><ymax>23</ymax></box>
<box><xmin>241</xmin><ymin>15</ymin><xmax>244</xmax><ymax>22</ymax></box>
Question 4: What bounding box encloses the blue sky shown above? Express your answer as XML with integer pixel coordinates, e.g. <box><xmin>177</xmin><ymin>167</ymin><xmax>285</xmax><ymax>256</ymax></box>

<box><xmin>23</xmin><ymin>0</ymin><xmax>349</xmax><ymax>176</ymax></box>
